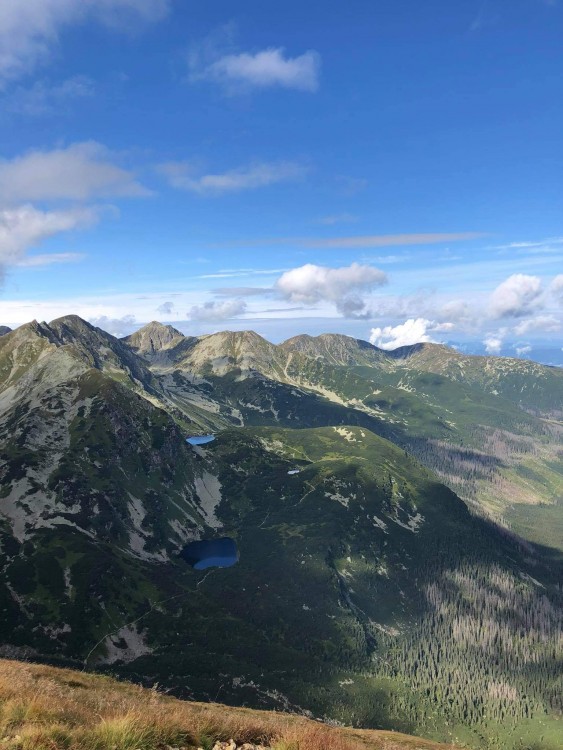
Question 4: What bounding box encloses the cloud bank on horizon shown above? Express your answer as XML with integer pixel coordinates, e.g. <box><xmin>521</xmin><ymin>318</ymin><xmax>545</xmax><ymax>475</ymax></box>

<box><xmin>0</xmin><ymin>1</ymin><xmax>561</xmax><ymax>361</ymax></box>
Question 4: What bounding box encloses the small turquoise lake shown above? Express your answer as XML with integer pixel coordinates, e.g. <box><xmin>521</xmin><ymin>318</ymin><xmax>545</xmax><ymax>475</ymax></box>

<box><xmin>186</xmin><ymin>435</ymin><xmax>215</xmax><ymax>446</ymax></box>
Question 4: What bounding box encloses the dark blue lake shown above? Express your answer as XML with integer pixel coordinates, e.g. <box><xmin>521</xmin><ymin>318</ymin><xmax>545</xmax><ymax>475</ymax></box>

<box><xmin>181</xmin><ymin>537</ymin><xmax>238</xmax><ymax>570</ymax></box>
<box><xmin>186</xmin><ymin>435</ymin><xmax>215</xmax><ymax>446</ymax></box>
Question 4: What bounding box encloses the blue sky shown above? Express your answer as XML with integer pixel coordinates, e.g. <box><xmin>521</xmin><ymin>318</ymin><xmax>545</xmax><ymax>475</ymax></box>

<box><xmin>0</xmin><ymin>0</ymin><xmax>561</xmax><ymax>359</ymax></box>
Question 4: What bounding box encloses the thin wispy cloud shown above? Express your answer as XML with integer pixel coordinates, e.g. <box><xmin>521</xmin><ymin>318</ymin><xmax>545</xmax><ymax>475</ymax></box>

<box><xmin>3</xmin><ymin>75</ymin><xmax>95</xmax><ymax>117</ymax></box>
<box><xmin>159</xmin><ymin>160</ymin><xmax>307</xmax><ymax>195</ymax></box>
<box><xmin>316</xmin><ymin>213</ymin><xmax>358</xmax><ymax>226</ymax></box>
<box><xmin>302</xmin><ymin>232</ymin><xmax>487</xmax><ymax>249</ymax></box>
<box><xmin>15</xmin><ymin>252</ymin><xmax>85</xmax><ymax>267</ymax></box>
<box><xmin>212</xmin><ymin>287</ymin><xmax>272</xmax><ymax>297</ymax></box>
<box><xmin>0</xmin><ymin>1</ymin><xmax>170</xmax><ymax>86</ymax></box>
<box><xmin>197</xmin><ymin>268</ymin><xmax>289</xmax><ymax>279</ymax></box>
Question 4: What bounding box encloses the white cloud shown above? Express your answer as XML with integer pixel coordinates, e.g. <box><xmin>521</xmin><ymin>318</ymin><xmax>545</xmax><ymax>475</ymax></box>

<box><xmin>4</xmin><ymin>75</ymin><xmax>95</xmax><ymax>116</ymax></box>
<box><xmin>15</xmin><ymin>251</ymin><xmax>85</xmax><ymax>267</ymax></box>
<box><xmin>158</xmin><ymin>160</ymin><xmax>306</xmax><ymax>195</ymax></box>
<box><xmin>489</xmin><ymin>274</ymin><xmax>543</xmax><ymax>318</ymax></box>
<box><xmin>317</xmin><ymin>213</ymin><xmax>358</xmax><ymax>226</ymax></box>
<box><xmin>513</xmin><ymin>315</ymin><xmax>561</xmax><ymax>335</ymax></box>
<box><xmin>212</xmin><ymin>286</ymin><xmax>271</xmax><ymax>297</ymax></box>
<box><xmin>0</xmin><ymin>141</ymin><xmax>149</xmax><ymax>204</ymax></box>
<box><xmin>157</xmin><ymin>301</ymin><xmax>174</xmax><ymax>315</ymax></box>
<box><xmin>483</xmin><ymin>334</ymin><xmax>504</xmax><ymax>355</ymax></box>
<box><xmin>0</xmin><ymin>204</ymin><xmax>97</xmax><ymax>271</ymax></box>
<box><xmin>439</xmin><ymin>299</ymin><xmax>473</xmax><ymax>322</ymax></box>
<box><xmin>189</xmin><ymin>299</ymin><xmax>247</xmax><ymax>322</ymax></box>
<box><xmin>302</xmin><ymin>232</ymin><xmax>486</xmax><ymax>249</ymax></box>
<box><xmin>0</xmin><ymin>0</ymin><xmax>170</xmax><ymax>85</ymax></box>
<box><xmin>369</xmin><ymin>318</ymin><xmax>449</xmax><ymax>350</ymax></box>
<box><xmin>191</xmin><ymin>46</ymin><xmax>320</xmax><ymax>93</ymax></box>
<box><xmin>275</xmin><ymin>262</ymin><xmax>387</xmax><ymax>318</ymax></box>
<box><xmin>89</xmin><ymin>313</ymin><xmax>137</xmax><ymax>337</ymax></box>
<box><xmin>515</xmin><ymin>345</ymin><xmax>532</xmax><ymax>358</ymax></box>
<box><xmin>549</xmin><ymin>274</ymin><xmax>563</xmax><ymax>303</ymax></box>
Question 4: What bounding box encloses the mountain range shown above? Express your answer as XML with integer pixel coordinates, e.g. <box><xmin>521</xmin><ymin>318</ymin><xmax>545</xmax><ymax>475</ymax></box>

<box><xmin>0</xmin><ymin>316</ymin><xmax>561</xmax><ymax>750</ymax></box>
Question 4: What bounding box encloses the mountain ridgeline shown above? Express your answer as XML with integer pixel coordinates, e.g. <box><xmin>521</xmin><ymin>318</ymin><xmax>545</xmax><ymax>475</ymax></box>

<box><xmin>0</xmin><ymin>316</ymin><xmax>562</xmax><ymax>750</ymax></box>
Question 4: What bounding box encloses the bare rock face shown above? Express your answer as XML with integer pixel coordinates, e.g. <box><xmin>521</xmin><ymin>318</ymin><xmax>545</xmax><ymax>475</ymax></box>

<box><xmin>123</xmin><ymin>321</ymin><xmax>186</xmax><ymax>356</ymax></box>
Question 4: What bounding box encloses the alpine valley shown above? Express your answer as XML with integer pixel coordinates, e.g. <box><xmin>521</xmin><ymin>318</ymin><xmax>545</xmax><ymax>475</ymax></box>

<box><xmin>0</xmin><ymin>316</ymin><xmax>561</xmax><ymax>750</ymax></box>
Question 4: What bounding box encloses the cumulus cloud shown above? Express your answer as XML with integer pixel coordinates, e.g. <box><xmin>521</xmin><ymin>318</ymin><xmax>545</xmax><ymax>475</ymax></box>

<box><xmin>158</xmin><ymin>160</ymin><xmax>306</xmax><ymax>195</ymax></box>
<box><xmin>513</xmin><ymin>315</ymin><xmax>561</xmax><ymax>335</ymax></box>
<box><xmin>89</xmin><ymin>313</ymin><xmax>138</xmax><ymax>337</ymax></box>
<box><xmin>0</xmin><ymin>204</ymin><xmax>97</xmax><ymax>273</ymax></box>
<box><xmin>489</xmin><ymin>274</ymin><xmax>543</xmax><ymax>318</ymax></box>
<box><xmin>0</xmin><ymin>0</ymin><xmax>170</xmax><ymax>85</ymax></box>
<box><xmin>483</xmin><ymin>334</ymin><xmax>504</xmax><ymax>355</ymax></box>
<box><xmin>369</xmin><ymin>318</ymin><xmax>452</xmax><ymax>350</ymax></box>
<box><xmin>0</xmin><ymin>141</ymin><xmax>149</xmax><ymax>204</ymax></box>
<box><xmin>515</xmin><ymin>345</ymin><xmax>532</xmax><ymax>358</ymax></box>
<box><xmin>190</xmin><ymin>46</ymin><xmax>320</xmax><ymax>93</ymax></box>
<box><xmin>439</xmin><ymin>299</ymin><xmax>473</xmax><ymax>323</ymax></box>
<box><xmin>189</xmin><ymin>299</ymin><xmax>247</xmax><ymax>322</ymax></box>
<box><xmin>156</xmin><ymin>301</ymin><xmax>174</xmax><ymax>315</ymax></box>
<box><xmin>275</xmin><ymin>262</ymin><xmax>387</xmax><ymax>318</ymax></box>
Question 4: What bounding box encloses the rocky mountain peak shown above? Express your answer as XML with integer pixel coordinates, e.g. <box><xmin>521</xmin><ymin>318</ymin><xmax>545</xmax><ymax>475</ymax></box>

<box><xmin>280</xmin><ymin>332</ymin><xmax>385</xmax><ymax>366</ymax></box>
<box><xmin>123</xmin><ymin>321</ymin><xmax>185</xmax><ymax>354</ymax></box>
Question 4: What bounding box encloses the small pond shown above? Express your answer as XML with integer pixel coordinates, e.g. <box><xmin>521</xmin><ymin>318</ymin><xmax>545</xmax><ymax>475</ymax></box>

<box><xmin>186</xmin><ymin>434</ymin><xmax>215</xmax><ymax>446</ymax></box>
<box><xmin>181</xmin><ymin>537</ymin><xmax>238</xmax><ymax>570</ymax></box>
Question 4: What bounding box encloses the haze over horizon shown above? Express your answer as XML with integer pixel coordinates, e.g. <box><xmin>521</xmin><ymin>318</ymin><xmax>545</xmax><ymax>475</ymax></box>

<box><xmin>0</xmin><ymin>1</ymin><xmax>561</xmax><ymax>360</ymax></box>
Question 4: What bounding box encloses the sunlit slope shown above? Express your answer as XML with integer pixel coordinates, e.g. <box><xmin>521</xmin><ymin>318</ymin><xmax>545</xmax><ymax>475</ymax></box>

<box><xmin>126</xmin><ymin>324</ymin><xmax>562</xmax><ymax>547</ymax></box>
<box><xmin>0</xmin><ymin>659</ymin><xmax>462</xmax><ymax>750</ymax></box>
<box><xmin>281</xmin><ymin>335</ymin><xmax>563</xmax><ymax>418</ymax></box>
<box><xmin>391</xmin><ymin>342</ymin><xmax>563</xmax><ymax>418</ymax></box>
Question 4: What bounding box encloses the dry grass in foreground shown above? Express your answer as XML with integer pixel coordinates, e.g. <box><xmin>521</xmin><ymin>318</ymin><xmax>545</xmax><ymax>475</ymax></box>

<box><xmin>0</xmin><ymin>659</ymin><xmax>460</xmax><ymax>750</ymax></box>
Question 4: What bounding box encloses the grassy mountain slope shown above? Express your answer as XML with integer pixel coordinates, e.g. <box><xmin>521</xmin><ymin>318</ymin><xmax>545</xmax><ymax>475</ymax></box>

<box><xmin>2</xmin><ymin>417</ymin><xmax>561</xmax><ymax>747</ymax></box>
<box><xmin>0</xmin><ymin>659</ymin><xmax>461</xmax><ymax>750</ymax></box>
<box><xmin>1</xmin><ymin>317</ymin><xmax>562</xmax><ymax>750</ymax></box>
<box><xmin>122</xmin><ymin>324</ymin><xmax>562</xmax><ymax>549</ymax></box>
<box><xmin>390</xmin><ymin>343</ymin><xmax>563</xmax><ymax>418</ymax></box>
